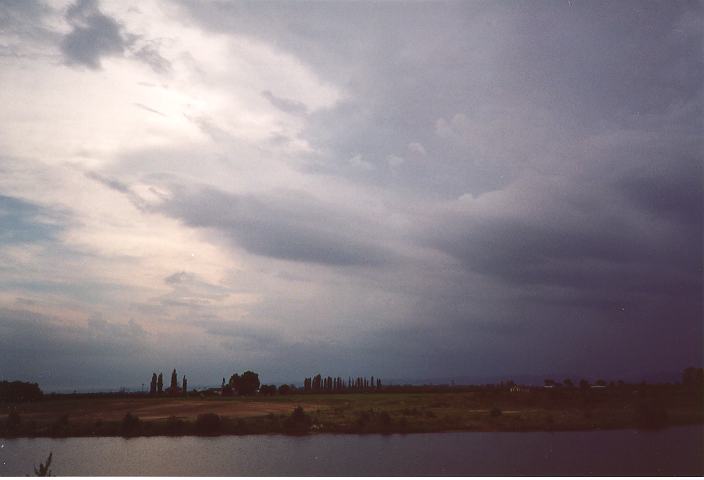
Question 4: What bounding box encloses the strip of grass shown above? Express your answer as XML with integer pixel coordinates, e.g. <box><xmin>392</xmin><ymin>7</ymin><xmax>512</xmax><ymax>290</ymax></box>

<box><xmin>2</xmin><ymin>387</ymin><xmax>702</xmax><ymax>438</ymax></box>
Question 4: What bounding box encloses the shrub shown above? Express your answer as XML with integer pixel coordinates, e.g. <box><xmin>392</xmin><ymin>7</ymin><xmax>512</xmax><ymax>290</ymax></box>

<box><xmin>121</xmin><ymin>413</ymin><xmax>141</xmax><ymax>436</ymax></box>
<box><xmin>636</xmin><ymin>399</ymin><xmax>668</xmax><ymax>429</ymax></box>
<box><xmin>166</xmin><ymin>416</ymin><xmax>184</xmax><ymax>434</ymax></box>
<box><xmin>284</xmin><ymin>406</ymin><xmax>312</xmax><ymax>435</ymax></box>
<box><xmin>195</xmin><ymin>413</ymin><xmax>221</xmax><ymax>435</ymax></box>
<box><xmin>7</xmin><ymin>410</ymin><xmax>21</xmax><ymax>430</ymax></box>
<box><xmin>50</xmin><ymin>415</ymin><xmax>69</xmax><ymax>436</ymax></box>
<box><xmin>378</xmin><ymin>411</ymin><xmax>392</xmax><ymax>428</ymax></box>
<box><xmin>259</xmin><ymin>384</ymin><xmax>277</xmax><ymax>396</ymax></box>
<box><xmin>356</xmin><ymin>410</ymin><xmax>371</xmax><ymax>427</ymax></box>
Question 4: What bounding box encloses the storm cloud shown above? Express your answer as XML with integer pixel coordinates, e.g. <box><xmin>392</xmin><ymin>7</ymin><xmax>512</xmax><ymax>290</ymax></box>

<box><xmin>0</xmin><ymin>0</ymin><xmax>701</xmax><ymax>390</ymax></box>
<box><xmin>160</xmin><ymin>185</ymin><xmax>396</xmax><ymax>267</ymax></box>
<box><xmin>60</xmin><ymin>0</ymin><xmax>126</xmax><ymax>69</ymax></box>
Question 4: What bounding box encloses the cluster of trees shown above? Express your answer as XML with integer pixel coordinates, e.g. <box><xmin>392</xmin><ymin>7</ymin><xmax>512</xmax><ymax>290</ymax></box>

<box><xmin>303</xmin><ymin>374</ymin><xmax>382</xmax><ymax>393</ymax></box>
<box><xmin>0</xmin><ymin>381</ymin><xmax>43</xmax><ymax>402</ymax></box>
<box><xmin>682</xmin><ymin>367</ymin><xmax>704</xmax><ymax>387</ymax></box>
<box><xmin>259</xmin><ymin>384</ymin><xmax>294</xmax><ymax>395</ymax></box>
<box><xmin>222</xmin><ymin>370</ymin><xmax>260</xmax><ymax>396</ymax></box>
<box><xmin>149</xmin><ymin>369</ymin><xmax>187</xmax><ymax>396</ymax></box>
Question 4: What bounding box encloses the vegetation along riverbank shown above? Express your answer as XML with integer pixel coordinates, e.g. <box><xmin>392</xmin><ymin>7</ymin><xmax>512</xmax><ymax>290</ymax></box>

<box><xmin>1</xmin><ymin>375</ymin><xmax>702</xmax><ymax>438</ymax></box>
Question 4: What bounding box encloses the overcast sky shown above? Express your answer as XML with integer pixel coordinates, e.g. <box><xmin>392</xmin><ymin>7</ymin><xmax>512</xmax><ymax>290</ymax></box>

<box><xmin>0</xmin><ymin>0</ymin><xmax>701</xmax><ymax>391</ymax></box>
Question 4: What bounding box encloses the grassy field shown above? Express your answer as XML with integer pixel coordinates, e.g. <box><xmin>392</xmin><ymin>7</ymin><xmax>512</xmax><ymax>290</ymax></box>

<box><xmin>1</xmin><ymin>387</ymin><xmax>702</xmax><ymax>437</ymax></box>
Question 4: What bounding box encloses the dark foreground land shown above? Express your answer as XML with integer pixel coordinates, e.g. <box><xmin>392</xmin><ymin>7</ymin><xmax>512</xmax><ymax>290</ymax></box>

<box><xmin>1</xmin><ymin>384</ymin><xmax>702</xmax><ymax>438</ymax></box>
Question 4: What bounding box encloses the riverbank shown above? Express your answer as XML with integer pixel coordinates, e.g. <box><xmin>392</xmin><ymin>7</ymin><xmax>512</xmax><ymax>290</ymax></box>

<box><xmin>2</xmin><ymin>388</ymin><xmax>702</xmax><ymax>438</ymax></box>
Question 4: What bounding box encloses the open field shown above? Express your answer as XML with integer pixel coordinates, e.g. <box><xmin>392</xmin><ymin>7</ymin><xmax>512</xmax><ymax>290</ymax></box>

<box><xmin>1</xmin><ymin>387</ymin><xmax>702</xmax><ymax>437</ymax></box>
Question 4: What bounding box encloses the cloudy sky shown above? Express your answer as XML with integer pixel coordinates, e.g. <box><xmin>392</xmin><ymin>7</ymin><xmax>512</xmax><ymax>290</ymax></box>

<box><xmin>0</xmin><ymin>0</ymin><xmax>701</xmax><ymax>391</ymax></box>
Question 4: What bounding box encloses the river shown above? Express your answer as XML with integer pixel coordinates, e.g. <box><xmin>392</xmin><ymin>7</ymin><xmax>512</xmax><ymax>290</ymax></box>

<box><xmin>1</xmin><ymin>426</ymin><xmax>702</xmax><ymax>476</ymax></box>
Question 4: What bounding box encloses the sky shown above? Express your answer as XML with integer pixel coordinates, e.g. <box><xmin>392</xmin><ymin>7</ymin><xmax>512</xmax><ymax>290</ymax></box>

<box><xmin>0</xmin><ymin>0</ymin><xmax>701</xmax><ymax>391</ymax></box>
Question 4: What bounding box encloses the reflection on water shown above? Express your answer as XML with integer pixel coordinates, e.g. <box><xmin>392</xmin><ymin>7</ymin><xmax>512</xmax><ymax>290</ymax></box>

<box><xmin>1</xmin><ymin>426</ymin><xmax>702</xmax><ymax>476</ymax></box>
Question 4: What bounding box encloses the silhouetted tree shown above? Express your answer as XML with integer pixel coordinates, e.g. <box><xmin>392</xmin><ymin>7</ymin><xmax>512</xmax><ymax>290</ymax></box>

<box><xmin>377</xmin><ymin>378</ymin><xmax>381</xmax><ymax>389</ymax></box>
<box><xmin>230</xmin><ymin>371</ymin><xmax>260</xmax><ymax>395</ymax></box>
<box><xmin>221</xmin><ymin>375</ymin><xmax>233</xmax><ymax>395</ymax></box>
<box><xmin>563</xmin><ymin>378</ymin><xmax>574</xmax><ymax>388</ymax></box>
<box><xmin>278</xmin><ymin>384</ymin><xmax>292</xmax><ymax>395</ymax></box>
<box><xmin>544</xmin><ymin>379</ymin><xmax>555</xmax><ymax>387</ymax></box>
<box><xmin>182</xmin><ymin>376</ymin><xmax>187</xmax><ymax>396</ymax></box>
<box><xmin>595</xmin><ymin>379</ymin><xmax>607</xmax><ymax>387</ymax></box>
<box><xmin>0</xmin><ymin>381</ymin><xmax>43</xmax><ymax>402</ymax></box>
<box><xmin>303</xmin><ymin>377</ymin><xmax>311</xmax><ymax>392</ymax></box>
<box><xmin>312</xmin><ymin>374</ymin><xmax>322</xmax><ymax>392</ymax></box>
<box><xmin>149</xmin><ymin>373</ymin><xmax>157</xmax><ymax>395</ymax></box>
<box><xmin>579</xmin><ymin>379</ymin><xmax>590</xmax><ymax>390</ymax></box>
<box><xmin>260</xmin><ymin>384</ymin><xmax>276</xmax><ymax>395</ymax></box>
<box><xmin>170</xmin><ymin>369</ymin><xmax>178</xmax><ymax>393</ymax></box>
<box><xmin>157</xmin><ymin>373</ymin><xmax>163</xmax><ymax>394</ymax></box>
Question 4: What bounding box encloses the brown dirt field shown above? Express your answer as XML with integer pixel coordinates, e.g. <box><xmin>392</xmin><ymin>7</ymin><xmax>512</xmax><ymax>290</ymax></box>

<box><xmin>2</xmin><ymin>398</ymin><xmax>313</xmax><ymax>424</ymax></box>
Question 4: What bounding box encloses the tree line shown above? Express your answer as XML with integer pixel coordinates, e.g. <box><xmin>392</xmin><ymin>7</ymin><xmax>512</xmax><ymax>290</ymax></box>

<box><xmin>302</xmin><ymin>374</ymin><xmax>382</xmax><ymax>393</ymax></box>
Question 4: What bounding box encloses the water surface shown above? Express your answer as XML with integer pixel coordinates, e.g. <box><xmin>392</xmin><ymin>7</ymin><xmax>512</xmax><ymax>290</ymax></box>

<box><xmin>1</xmin><ymin>426</ymin><xmax>702</xmax><ymax>476</ymax></box>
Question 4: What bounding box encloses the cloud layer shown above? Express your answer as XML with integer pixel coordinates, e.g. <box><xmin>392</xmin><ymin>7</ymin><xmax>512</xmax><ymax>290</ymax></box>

<box><xmin>0</xmin><ymin>0</ymin><xmax>701</xmax><ymax>390</ymax></box>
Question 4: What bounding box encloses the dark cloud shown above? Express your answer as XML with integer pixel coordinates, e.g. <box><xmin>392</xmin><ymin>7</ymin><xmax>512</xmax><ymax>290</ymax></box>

<box><xmin>0</xmin><ymin>309</ymin><xmax>149</xmax><ymax>390</ymax></box>
<box><xmin>615</xmin><ymin>154</ymin><xmax>703</xmax><ymax>226</ymax></box>
<box><xmin>261</xmin><ymin>90</ymin><xmax>308</xmax><ymax>116</ymax></box>
<box><xmin>424</xmin><ymin>172</ymin><xmax>701</xmax><ymax>300</ymax></box>
<box><xmin>60</xmin><ymin>0</ymin><xmax>127</xmax><ymax>69</ymax></box>
<box><xmin>160</xmin><ymin>185</ymin><xmax>396</xmax><ymax>266</ymax></box>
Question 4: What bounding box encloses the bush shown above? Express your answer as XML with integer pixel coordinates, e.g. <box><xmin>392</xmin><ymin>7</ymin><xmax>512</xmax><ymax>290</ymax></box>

<box><xmin>195</xmin><ymin>413</ymin><xmax>221</xmax><ymax>435</ymax></box>
<box><xmin>284</xmin><ymin>406</ymin><xmax>312</xmax><ymax>435</ymax></box>
<box><xmin>259</xmin><ymin>384</ymin><xmax>277</xmax><ymax>396</ymax></box>
<box><xmin>50</xmin><ymin>415</ymin><xmax>69</xmax><ymax>436</ymax></box>
<box><xmin>378</xmin><ymin>411</ymin><xmax>392</xmax><ymax>428</ymax></box>
<box><xmin>165</xmin><ymin>416</ymin><xmax>184</xmax><ymax>434</ymax></box>
<box><xmin>277</xmin><ymin>384</ymin><xmax>292</xmax><ymax>395</ymax></box>
<box><xmin>6</xmin><ymin>410</ymin><xmax>21</xmax><ymax>430</ymax></box>
<box><xmin>490</xmin><ymin>407</ymin><xmax>502</xmax><ymax>417</ymax></box>
<box><xmin>636</xmin><ymin>399</ymin><xmax>668</xmax><ymax>429</ymax></box>
<box><xmin>121</xmin><ymin>413</ymin><xmax>141</xmax><ymax>436</ymax></box>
